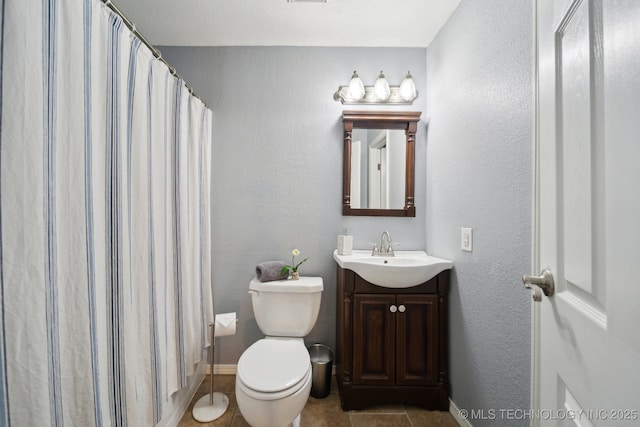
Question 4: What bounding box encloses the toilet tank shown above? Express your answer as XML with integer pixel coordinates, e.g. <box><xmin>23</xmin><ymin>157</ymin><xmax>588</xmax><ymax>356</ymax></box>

<box><xmin>249</xmin><ymin>276</ymin><xmax>323</xmax><ymax>337</ymax></box>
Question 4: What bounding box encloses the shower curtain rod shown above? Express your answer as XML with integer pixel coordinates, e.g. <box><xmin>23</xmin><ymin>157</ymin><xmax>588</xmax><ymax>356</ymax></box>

<box><xmin>102</xmin><ymin>0</ymin><xmax>206</xmax><ymax>107</ymax></box>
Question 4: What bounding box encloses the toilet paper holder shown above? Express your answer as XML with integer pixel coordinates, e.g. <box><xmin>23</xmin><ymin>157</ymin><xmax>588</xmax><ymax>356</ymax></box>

<box><xmin>206</xmin><ymin>314</ymin><xmax>238</xmax><ymax>397</ymax></box>
<box><xmin>192</xmin><ymin>314</ymin><xmax>238</xmax><ymax>422</ymax></box>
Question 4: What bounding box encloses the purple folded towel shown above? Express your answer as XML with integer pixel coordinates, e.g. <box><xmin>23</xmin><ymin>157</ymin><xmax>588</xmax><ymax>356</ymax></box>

<box><xmin>256</xmin><ymin>261</ymin><xmax>289</xmax><ymax>282</ymax></box>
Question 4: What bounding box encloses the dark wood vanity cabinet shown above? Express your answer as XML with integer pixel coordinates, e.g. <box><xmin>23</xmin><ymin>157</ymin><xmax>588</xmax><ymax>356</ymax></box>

<box><xmin>336</xmin><ymin>266</ymin><xmax>450</xmax><ymax>410</ymax></box>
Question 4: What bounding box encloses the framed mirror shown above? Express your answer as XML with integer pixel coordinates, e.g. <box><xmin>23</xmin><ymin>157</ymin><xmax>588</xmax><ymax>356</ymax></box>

<box><xmin>342</xmin><ymin>111</ymin><xmax>421</xmax><ymax>217</ymax></box>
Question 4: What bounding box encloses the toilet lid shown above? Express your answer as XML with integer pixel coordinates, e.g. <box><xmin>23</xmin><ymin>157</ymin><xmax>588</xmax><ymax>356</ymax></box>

<box><xmin>237</xmin><ymin>339</ymin><xmax>310</xmax><ymax>393</ymax></box>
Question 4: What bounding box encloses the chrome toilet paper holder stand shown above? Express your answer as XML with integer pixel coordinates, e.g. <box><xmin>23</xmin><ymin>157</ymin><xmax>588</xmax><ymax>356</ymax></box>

<box><xmin>192</xmin><ymin>315</ymin><xmax>239</xmax><ymax>423</ymax></box>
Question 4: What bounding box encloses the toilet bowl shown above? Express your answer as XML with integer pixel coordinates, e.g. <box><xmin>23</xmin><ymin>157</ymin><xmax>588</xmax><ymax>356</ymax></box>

<box><xmin>235</xmin><ymin>276</ymin><xmax>323</xmax><ymax>427</ymax></box>
<box><xmin>236</xmin><ymin>338</ymin><xmax>312</xmax><ymax>427</ymax></box>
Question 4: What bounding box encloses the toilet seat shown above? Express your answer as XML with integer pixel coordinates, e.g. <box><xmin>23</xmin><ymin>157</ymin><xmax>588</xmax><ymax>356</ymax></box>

<box><xmin>237</xmin><ymin>338</ymin><xmax>310</xmax><ymax>401</ymax></box>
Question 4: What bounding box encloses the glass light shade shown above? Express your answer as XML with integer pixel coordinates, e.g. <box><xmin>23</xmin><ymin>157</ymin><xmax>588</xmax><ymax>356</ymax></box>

<box><xmin>348</xmin><ymin>71</ymin><xmax>365</xmax><ymax>101</ymax></box>
<box><xmin>399</xmin><ymin>71</ymin><xmax>417</xmax><ymax>101</ymax></box>
<box><xmin>373</xmin><ymin>71</ymin><xmax>390</xmax><ymax>101</ymax></box>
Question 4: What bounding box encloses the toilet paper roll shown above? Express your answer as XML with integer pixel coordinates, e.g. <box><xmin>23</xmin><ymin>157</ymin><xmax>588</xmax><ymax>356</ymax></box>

<box><xmin>213</xmin><ymin>312</ymin><xmax>237</xmax><ymax>337</ymax></box>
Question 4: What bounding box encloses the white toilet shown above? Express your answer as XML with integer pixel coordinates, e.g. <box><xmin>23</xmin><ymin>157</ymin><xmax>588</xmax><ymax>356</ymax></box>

<box><xmin>235</xmin><ymin>276</ymin><xmax>323</xmax><ymax>427</ymax></box>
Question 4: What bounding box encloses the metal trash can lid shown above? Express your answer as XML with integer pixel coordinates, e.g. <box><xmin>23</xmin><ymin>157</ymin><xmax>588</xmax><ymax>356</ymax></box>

<box><xmin>308</xmin><ymin>344</ymin><xmax>333</xmax><ymax>364</ymax></box>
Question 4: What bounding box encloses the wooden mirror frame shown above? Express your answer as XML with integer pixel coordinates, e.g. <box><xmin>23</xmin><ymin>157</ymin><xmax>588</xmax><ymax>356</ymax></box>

<box><xmin>342</xmin><ymin>110</ymin><xmax>421</xmax><ymax>217</ymax></box>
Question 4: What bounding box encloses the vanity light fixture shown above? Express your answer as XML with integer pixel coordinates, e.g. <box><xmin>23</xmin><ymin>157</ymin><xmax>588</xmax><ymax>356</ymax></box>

<box><xmin>373</xmin><ymin>71</ymin><xmax>390</xmax><ymax>101</ymax></box>
<box><xmin>347</xmin><ymin>71</ymin><xmax>365</xmax><ymax>101</ymax></box>
<box><xmin>399</xmin><ymin>71</ymin><xmax>417</xmax><ymax>102</ymax></box>
<box><xmin>334</xmin><ymin>70</ymin><xmax>418</xmax><ymax>105</ymax></box>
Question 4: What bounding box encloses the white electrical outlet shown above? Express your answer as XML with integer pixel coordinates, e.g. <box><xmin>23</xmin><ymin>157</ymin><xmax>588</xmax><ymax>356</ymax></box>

<box><xmin>461</xmin><ymin>227</ymin><xmax>473</xmax><ymax>252</ymax></box>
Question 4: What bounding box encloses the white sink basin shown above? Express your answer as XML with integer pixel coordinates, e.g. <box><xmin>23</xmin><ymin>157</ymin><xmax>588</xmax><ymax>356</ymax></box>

<box><xmin>333</xmin><ymin>249</ymin><xmax>453</xmax><ymax>288</ymax></box>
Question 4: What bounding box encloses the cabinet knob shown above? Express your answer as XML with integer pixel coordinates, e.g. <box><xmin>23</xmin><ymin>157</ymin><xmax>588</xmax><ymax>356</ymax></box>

<box><xmin>390</xmin><ymin>305</ymin><xmax>398</xmax><ymax>313</ymax></box>
<box><xmin>398</xmin><ymin>304</ymin><xmax>406</xmax><ymax>313</ymax></box>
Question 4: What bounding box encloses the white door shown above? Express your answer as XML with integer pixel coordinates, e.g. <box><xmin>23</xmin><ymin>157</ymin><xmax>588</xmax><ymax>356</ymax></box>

<box><xmin>368</xmin><ymin>147</ymin><xmax>382</xmax><ymax>209</ymax></box>
<box><xmin>351</xmin><ymin>140</ymin><xmax>362</xmax><ymax>208</ymax></box>
<box><xmin>533</xmin><ymin>0</ymin><xmax>640</xmax><ymax>425</ymax></box>
<box><xmin>380</xmin><ymin>146</ymin><xmax>388</xmax><ymax>208</ymax></box>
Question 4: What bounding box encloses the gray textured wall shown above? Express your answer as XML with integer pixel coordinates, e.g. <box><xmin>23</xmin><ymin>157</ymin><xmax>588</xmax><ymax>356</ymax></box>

<box><xmin>159</xmin><ymin>46</ymin><xmax>428</xmax><ymax>364</ymax></box>
<box><xmin>425</xmin><ymin>1</ymin><xmax>532</xmax><ymax>425</ymax></box>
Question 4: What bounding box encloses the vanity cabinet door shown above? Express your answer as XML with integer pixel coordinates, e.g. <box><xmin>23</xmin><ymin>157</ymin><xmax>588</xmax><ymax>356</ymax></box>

<box><xmin>395</xmin><ymin>294</ymin><xmax>439</xmax><ymax>386</ymax></box>
<box><xmin>352</xmin><ymin>294</ymin><xmax>395</xmax><ymax>385</ymax></box>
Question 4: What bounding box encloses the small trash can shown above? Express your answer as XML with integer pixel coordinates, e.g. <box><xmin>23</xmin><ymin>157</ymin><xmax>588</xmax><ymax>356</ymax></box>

<box><xmin>308</xmin><ymin>343</ymin><xmax>333</xmax><ymax>398</ymax></box>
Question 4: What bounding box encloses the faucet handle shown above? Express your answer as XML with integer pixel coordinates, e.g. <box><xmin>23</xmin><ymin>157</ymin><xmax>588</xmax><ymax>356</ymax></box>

<box><xmin>366</xmin><ymin>242</ymin><xmax>379</xmax><ymax>256</ymax></box>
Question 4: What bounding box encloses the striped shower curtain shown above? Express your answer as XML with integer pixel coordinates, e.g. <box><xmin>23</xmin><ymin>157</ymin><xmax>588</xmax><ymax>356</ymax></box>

<box><xmin>0</xmin><ymin>0</ymin><xmax>214</xmax><ymax>425</ymax></box>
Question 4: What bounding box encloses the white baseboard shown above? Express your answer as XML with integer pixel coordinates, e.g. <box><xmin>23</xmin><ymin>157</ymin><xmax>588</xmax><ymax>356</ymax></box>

<box><xmin>210</xmin><ymin>364</ymin><xmax>237</xmax><ymax>375</ymax></box>
<box><xmin>449</xmin><ymin>399</ymin><xmax>472</xmax><ymax>427</ymax></box>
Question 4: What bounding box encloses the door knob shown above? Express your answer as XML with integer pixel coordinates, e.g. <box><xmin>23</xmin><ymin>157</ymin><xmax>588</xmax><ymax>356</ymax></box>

<box><xmin>398</xmin><ymin>304</ymin><xmax>406</xmax><ymax>313</ymax></box>
<box><xmin>522</xmin><ymin>269</ymin><xmax>555</xmax><ymax>302</ymax></box>
<box><xmin>390</xmin><ymin>305</ymin><xmax>398</xmax><ymax>313</ymax></box>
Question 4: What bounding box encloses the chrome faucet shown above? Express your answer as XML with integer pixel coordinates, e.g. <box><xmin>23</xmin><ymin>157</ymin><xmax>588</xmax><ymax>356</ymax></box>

<box><xmin>377</xmin><ymin>230</ymin><xmax>395</xmax><ymax>256</ymax></box>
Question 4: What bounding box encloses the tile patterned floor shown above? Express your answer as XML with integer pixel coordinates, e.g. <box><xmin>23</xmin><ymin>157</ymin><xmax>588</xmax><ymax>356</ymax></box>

<box><xmin>178</xmin><ymin>375</ymin><xmax>459</xmax><ymax>427</ymax></box>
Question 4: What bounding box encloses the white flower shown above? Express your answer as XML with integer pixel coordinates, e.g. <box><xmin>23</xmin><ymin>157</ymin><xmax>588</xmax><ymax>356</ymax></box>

<box><xmin>281</xmin><ymin>248</ymin><xmax>309</xmax><ymax>276</ymax></box>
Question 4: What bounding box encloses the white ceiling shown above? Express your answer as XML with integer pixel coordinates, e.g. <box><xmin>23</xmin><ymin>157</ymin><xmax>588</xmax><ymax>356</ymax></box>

<box><xmin>113</xmin><ymin>0</ymin><xmax>461</xmax><ymax>48</ymax></box>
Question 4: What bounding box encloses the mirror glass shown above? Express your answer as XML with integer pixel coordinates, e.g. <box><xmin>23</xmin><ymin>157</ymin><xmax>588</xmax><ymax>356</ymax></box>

<box><xmin>349</xmin><ymin>129</ymin><xmax>406</xmax><ymax>209</ymax></box>
<box><xmin>342</xmin><ymin>111</ymin><xmax>421</xmax><ymax>217</ymax></box>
